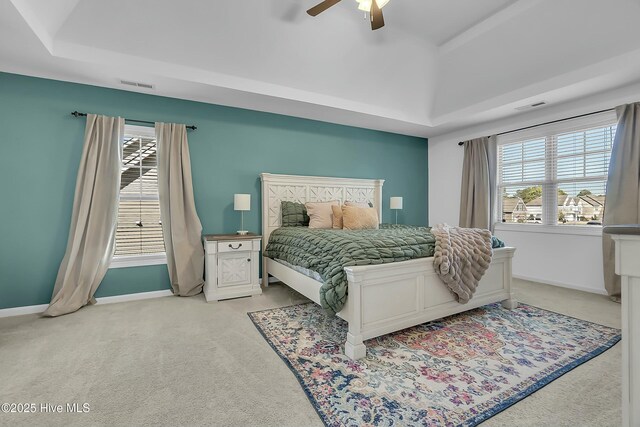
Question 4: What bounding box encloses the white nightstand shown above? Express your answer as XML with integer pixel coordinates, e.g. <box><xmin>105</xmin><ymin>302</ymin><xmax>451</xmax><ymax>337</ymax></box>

<box><xmin>203</xmin><ymin>234</ymin><xmax>262</xmax><ymax>302</ymax></box>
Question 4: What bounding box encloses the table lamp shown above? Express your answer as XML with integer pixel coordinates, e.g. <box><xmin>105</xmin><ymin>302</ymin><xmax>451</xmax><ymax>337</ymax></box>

<box><xmin>234</xmin><ymin>194</ymin><xmax>251</xmax><ymax>235</ymax></box>
<box><xmin>390</xmin><ymin>196</ymin><xmax>403</xmax><ymax>224</ymax></box>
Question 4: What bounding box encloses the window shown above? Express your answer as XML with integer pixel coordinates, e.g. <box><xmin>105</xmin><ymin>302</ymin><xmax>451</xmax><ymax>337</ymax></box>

<box><xmin>497</xmin><ymin>111</ymin><xmax>616</xmax><ymax>228</ymax></box>
<box><xmin>111</xmin><ymin>125</ymin><xmax>166</xmax><ymax>268</ymax></box>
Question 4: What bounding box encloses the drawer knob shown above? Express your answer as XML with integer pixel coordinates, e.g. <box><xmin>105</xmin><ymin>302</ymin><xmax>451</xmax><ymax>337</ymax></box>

<box><xmin>247</xmin><ymin>258</ymin><xmax>251</xmax><ymax>262</ymax></box>
<box><xmin>228</xmin><ymin>243</ymin><xmax>243</xmax><ymax>249</ymax></box>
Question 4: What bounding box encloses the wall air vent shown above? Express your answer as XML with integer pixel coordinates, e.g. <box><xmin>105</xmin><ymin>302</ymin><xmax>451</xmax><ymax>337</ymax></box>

<box><xmin>515</xmin><ymin>101</ymin><xmax>547</xmax><ymax>111</ymax></box>
<box><xmin>120</xmin><ymin>80</ymin><xmax>155</xmax><ymax>90</ymax></box>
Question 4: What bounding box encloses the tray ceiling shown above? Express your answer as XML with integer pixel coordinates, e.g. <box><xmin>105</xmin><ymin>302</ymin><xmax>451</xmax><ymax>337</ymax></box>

<box><xmin>3</xmin><ymin>0</ymin><xmax>640</xmax><ymax>137</ymax></box>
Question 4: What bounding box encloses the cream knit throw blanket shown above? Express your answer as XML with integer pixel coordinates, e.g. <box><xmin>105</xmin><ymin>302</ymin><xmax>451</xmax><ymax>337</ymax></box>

<box><xmin>432</xmin><ymin>223</ymin><xmax>493</xmax><ymax>303</ymax></box>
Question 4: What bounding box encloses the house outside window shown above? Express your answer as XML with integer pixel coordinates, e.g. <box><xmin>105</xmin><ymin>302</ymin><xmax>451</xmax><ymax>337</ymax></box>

<box><xmin>497</xmin><ymin>110</ymin><xmax>617</xmax><ymax>231</ymax></box>
<box><xmin>110</xmin><ymin>125</ymin><xmax>166</xmax><ymax>268</ymax></box>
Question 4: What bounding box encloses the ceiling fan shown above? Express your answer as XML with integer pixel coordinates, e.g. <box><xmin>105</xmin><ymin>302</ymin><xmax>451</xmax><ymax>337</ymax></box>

<box><xmin>307</xmin><ymin>0</ymin><xmax>389</xmax><ymax>31</ymax></box>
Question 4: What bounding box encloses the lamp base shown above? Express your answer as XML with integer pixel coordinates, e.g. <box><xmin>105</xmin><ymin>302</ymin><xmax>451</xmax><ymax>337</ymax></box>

<box><xmin>236</xmin><ymin>230</ymin><xmax>249</xmax><ymax>235</ymax></box>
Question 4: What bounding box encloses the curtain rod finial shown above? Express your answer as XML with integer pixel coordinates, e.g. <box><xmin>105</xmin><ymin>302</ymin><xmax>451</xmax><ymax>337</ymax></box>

<box><xmin>458</xmin><ymin>141</ymin><xmax>464</xmax><ymax>146</ymax></box>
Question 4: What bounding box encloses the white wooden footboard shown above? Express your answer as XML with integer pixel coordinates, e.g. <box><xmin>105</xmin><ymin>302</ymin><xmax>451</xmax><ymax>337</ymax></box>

<box><xmin>341</xmin><ymin>247</ymin><xmax>516</xmax><ymax>359</ymax></box>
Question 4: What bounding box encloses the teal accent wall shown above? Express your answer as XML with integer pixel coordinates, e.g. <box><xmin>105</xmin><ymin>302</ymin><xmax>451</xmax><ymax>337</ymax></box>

<box><xmin>0</xmin><ymin>72</ymin><xmax>428</xmax><ymax>310</ymax></box>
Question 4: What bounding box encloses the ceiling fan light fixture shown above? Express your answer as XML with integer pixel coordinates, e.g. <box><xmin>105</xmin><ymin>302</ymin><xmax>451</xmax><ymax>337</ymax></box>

<box><xmin>306</xmin><ymin>0</ymin><xmax>385</xmax><ymax>30</ymax></box>
<box><xmin>356</xmin><ymin>0</ymin><xmax>390</xmax><ymax>12</ymax></box>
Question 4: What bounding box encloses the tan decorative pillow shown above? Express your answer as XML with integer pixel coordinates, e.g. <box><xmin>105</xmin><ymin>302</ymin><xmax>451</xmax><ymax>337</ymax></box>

<box><xmin>344</xmin><ymin>201</ymin><xmax>371</xmax><ymax>208</ymax></box>
<box><xmin>331</xmin><ymin>205</ymin><xmax>343</xmax><ymax>229</ymax></box>
<box><xmin>306</xmin><ymin>201</ymin><xmax>340</xmax><ymax>229</ymax></box>
<box><xmin>342</xmin><ymin>206</ymin><xmax>379</xmax><ymax>230</ymax></box>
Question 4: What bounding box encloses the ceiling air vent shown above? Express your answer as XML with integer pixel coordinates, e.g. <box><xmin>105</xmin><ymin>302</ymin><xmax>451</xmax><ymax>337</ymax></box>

<box><xmin>120</xmin><ymin>80</ymin><xmax>154</xmax><ymax>90</ymax></box>
<box><xmin>515</xmin><ymin>101</ymin><xmax>547</xmax><ymax>111</ymax></box>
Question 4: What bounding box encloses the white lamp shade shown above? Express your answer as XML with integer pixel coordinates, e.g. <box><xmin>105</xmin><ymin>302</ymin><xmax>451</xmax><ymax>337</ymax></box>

<box><xmin>234</xmin><ymin>194</ymin><xmax>251</xmax><ymax>211</ymax></box>
<box><xmin>390</xmin><ymin>197</ymin><xmax>403</xmax><ymax>210</ymax></box>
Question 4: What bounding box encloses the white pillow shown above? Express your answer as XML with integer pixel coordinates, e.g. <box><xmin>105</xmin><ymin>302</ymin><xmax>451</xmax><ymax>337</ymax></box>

<box><xmin>306</xmin><ymin>201</ymin><xmax>340</xmax><ymax>229</ymax></box>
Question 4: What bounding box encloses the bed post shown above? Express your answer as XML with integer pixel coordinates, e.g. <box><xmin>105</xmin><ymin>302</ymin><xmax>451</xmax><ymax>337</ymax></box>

<box><xmin>262</xmin><ymin>257</ymin><xmax>269</xmax><ymax>288</ymax></box>
<box><xmin>260</xmin><ymin>173</ymin><xmax>270</xmax><ymax>288</ymax></box>
<box><xmin>344</xmin><ymin>270</ymin><xmax>366</xmax><ymax>360</ymax></box>
<box><xmin>373</xmin><ymin>179</ymin><xmax>383</xmax><ymax>225</ymax></box>
<box><xmin>500</xmin><ymin>248</ymin><xmax>518</xmax><ymax>309</ymax></box>
<box><xmin>501</xmin><ymin>297</ymin><xmax>518</xmax><ymax>309</ymax></box>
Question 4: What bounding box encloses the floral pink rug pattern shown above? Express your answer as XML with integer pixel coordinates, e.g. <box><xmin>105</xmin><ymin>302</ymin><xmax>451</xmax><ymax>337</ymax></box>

<box><xmin>249</xmin><ymin>302</ymin><xmax>619</xmax><ymax>426</ymax></box>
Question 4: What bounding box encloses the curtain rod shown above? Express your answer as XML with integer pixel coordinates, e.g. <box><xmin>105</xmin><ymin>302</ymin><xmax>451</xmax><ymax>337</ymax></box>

<box><xmin>457</xmin><ymin>108</ymin><xmax>614</xmax><ymax>146</ymax></box>
<box><xmin>71</xmin><ymin>111</ymin><xmax>197</xmax><ymax>131</ymax></box>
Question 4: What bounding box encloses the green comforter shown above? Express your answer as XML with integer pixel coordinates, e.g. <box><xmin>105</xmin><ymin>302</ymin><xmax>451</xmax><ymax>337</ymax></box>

<box><xmin>263</xmin><ymin>224</ymin><xmax>436</xmax><ymax>315</ymax></box>
<box><xmin>264</xmin><ymin>224</ymin><xmax>506</xmax><ymax>315</ymax></box>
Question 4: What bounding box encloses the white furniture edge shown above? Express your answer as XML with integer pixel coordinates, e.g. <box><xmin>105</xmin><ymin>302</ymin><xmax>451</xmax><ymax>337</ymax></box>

<box><xmin>609</xmin><ymin>233</ymin><xmax>640</xmax><ymax>427</ymax></box>
<box><xmin>0</xmin><ymin>289</ymin><xmax>173</xmax><ymax>318</ymax></box>
<box><xmin>260</xmin><ymin>172</ymin><xmax>517</xmax><ymax>360</ymax></box>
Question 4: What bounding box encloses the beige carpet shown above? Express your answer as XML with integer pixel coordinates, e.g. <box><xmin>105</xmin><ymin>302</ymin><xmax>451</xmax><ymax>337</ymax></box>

<box><xmin>0</xmin><ymin>279</ymin><xmax>621</xmax><ymax>426</ymax></box>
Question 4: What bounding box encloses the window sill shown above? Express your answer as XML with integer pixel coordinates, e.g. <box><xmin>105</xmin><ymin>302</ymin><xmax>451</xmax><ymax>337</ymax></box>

<box><xmin>494</xmin><ymin>223</ymin><xmax>603</xmax><ymax>237</ymax></box>
<box><xmin>110</xmin><ymin>253</ymin><xmax>167</xmax><ymax>269</ymax></box>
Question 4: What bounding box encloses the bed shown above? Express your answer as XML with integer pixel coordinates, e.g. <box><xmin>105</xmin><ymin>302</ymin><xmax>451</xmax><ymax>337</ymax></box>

<box><xmin>260</xmin><ymin>173</ymin><xmax>517</xmax><ymax>360</ymax></box>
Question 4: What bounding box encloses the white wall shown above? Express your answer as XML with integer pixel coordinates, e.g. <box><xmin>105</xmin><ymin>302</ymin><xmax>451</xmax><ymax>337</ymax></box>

<box><xmin>429</xmin><ymin>132</ymin><xmax>464</xmax><ymax>225</ymax></box>
<box><xmin>428</xmin><ymin>81</ymin><xmax>640</xmax><ymax>294</ymax></box>
<box><xmin>493</xmin><ymin>226</ymin><xmax>605</xmax><ymax>294</ymax></box>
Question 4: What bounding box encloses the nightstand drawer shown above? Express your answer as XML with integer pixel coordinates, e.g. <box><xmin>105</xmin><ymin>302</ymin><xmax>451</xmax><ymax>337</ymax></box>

<box><xmin>217</xmin><ymin>240</ymin><xmax>250</xmax><ymax>253</ymax></box>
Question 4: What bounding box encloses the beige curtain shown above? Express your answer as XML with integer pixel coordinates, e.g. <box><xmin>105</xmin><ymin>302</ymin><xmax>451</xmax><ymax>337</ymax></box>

<box><xmin>156</xmin><ymin>123</ymin><xmax>205</xmax><ymax>296</ymax></box>
<box><xmin>603</xmin><ymin>103</ymin><xmax>640</xmax><ymax>298</ymax></box>
<box><xmin>459</xmin><ymin>136</ymin><xmax>497</xmax><ymax>230</ymax></box>
<box><xmin>44</xmin><ymin>115</ymin><xmax>123</xmax><ymax>317</ymax></box>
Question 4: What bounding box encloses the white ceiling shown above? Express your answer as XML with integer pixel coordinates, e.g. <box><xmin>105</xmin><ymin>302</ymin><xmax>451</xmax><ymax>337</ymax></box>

<box><xmin>3</xmin><ymin>0</ymin><xmax>640</xmax><ymax>137</ymax></box>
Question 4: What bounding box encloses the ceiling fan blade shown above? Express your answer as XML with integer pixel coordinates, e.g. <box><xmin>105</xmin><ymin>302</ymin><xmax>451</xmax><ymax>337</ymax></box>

<box><xmin>307</xmin><ymin>0</ymin><xmax>341</xmax><ymax>16</ymax></box>
<box><xmin>370</xmin><ymin>0</ymin><xmax>385</xmax><ymax>30</ymax></box>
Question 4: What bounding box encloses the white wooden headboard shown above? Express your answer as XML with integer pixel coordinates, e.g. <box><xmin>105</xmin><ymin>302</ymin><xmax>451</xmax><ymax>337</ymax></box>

<box><xmin>259</xmin><ymin>173</ymin><xmax>385</xmax><ymax>245</ymax></box>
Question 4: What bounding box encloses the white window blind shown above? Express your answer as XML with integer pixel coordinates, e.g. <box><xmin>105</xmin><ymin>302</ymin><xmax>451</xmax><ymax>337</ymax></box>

<box><xmin>499</xmin><ymin>138</ymin><xmax>546</xmax><ymax>185</ymax></box>
<box><xmin>113</xmin><ymin>125</ymin><xmax>165</xmax><ymax>261</ymax></box>
<box><xmin>555</xmin><ymin>126</ymin><xmax>613</xmax><ymax>189</ymax></box>
<box><xmin>497</xmin><ymin>111</ymin><xmax>616</xmax><ymax>227</ymax></box>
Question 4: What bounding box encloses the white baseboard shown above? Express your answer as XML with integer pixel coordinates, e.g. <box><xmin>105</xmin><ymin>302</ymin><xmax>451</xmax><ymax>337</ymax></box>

<box><xmin>0</xmin><ymin>289</ymin><xmax>174</xmax><ymax>319</ymax></box>
<box><xmin>513</xmin><ymin>274</ymin><xmax>608</xmax><ymax>295</ymax></box>
<box><xmin>0</xmin><ymin>279</ymin><xmax>285</xmax><ymax>319</ymax></box>
<box><xmin>95</xmin><ymin>289</ymin><xmax>173</xmax><ymax>305</ymax></box>
<box><xmin>0</xmin><ymin>304</ymin><xmax>49</xmax><ymax>318</ymax></box>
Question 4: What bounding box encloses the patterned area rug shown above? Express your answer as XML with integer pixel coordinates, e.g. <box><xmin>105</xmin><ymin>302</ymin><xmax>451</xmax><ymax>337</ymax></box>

<box><xmin>248</xmin><ymin>303</ymin><xmax>620</xmax><ymax>427</ymax></box>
